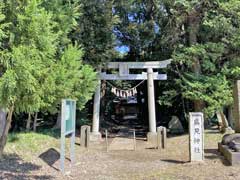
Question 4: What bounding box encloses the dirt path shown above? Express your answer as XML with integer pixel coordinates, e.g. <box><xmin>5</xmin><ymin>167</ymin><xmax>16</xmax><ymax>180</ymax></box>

<box><xmin>1</xmin><ymin>128</ymin><xmax>240</xmax><ymax>180</ymax></box>
<box><xmin>109</xmin><ymin>128</ymin><xmax>135</xmax><ymax>151</ymax></box>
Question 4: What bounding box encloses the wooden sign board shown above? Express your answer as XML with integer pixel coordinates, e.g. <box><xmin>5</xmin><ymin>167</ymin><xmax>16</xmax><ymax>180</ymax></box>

<box><xmin>189</xmin><ymin>112</ymin><xmax>204</xmax><ymax>162</ymax></box>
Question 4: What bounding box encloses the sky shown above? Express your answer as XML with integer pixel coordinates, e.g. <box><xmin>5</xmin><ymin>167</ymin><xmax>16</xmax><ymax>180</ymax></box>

<box><xmin>115</xmin><ymin>45</ymin><xmax>129</xmax><ymax>54</ymax></box>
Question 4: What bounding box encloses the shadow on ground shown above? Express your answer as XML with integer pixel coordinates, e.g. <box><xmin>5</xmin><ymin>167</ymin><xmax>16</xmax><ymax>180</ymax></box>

<box><xmin>0</xmin><ymin>153</ymin><xmax>53</xmax><ymax>180</ymax></box>
<box><xmin>205</xmin><ymin>148</ymin><xmax>231</xmax><ymax>166</ymax></box>
<box><xmin>205</xmin><ymin>131</ymin><xmax>222</xmax><ymax>134</ymax></box>
<box><xmin>161</xmin><ymin>159</ymin><xmax>188</xmax><ymax>164</ymax></box>
<box><xmin>39</xmin><ymin>148</ymin><xmax>60</xmax><ymax>171</ymax></box>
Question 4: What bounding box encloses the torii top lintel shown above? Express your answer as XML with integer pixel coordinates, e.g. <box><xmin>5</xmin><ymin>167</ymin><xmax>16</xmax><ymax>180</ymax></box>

<box><xmin>106</xmin><ymin>59</ymin><xmax>171</xmax><ymax>69</ymax></box>
<box><xmin>100</xmin><ymin>59</ymin><xmax>172</xmax><ymax>81</ymax></box>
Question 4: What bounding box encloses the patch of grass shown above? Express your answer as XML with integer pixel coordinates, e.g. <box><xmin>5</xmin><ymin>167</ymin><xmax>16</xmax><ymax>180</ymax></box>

<box><xmin>8</xmin><ymin>134</ymin><xmax>19</xmax><ymax>143</ymax></box>
<box><xmin>204</xmin><ymin>129</ymin><xmax>223</xmax><ymax>144</ymax></box>
<box><xmin>5</xmin><ymin>129</ymin><xmax>61</xmax><ymax>161</ymax></box>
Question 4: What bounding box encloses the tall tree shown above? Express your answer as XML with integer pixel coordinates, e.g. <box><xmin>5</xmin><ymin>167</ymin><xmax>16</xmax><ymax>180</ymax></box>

<box><xmin>160</xmin><ymin>0</ymin><xmax>240</xmax><ymax>118</ymax></box>
<box><xmin>72</xmin><ymin>0</ymin><xmax>118</xmax><ymax>66</ymax></box>
<box><xmin>0</xmin><ymin>0</ymin><xmax>96</xmax><ymax>157</ymax></box>
<box><xmin>113</xmin><ymin>0</ymin><xmax>168</xmax><ymax>61</ymax></box>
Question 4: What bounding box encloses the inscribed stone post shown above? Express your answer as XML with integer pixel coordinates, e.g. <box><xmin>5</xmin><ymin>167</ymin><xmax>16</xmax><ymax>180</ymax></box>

<box><xmin>189</xmin><ymin>112</ymin><xmax>204</xmax><ymax>162</ymax></box>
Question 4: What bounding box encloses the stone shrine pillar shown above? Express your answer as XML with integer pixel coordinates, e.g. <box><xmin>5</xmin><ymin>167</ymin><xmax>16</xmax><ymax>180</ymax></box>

<box><xmin>91</xmin><ymin>79</ymin><xmax>102</xmax><ymax>141</ymax></box>
<box><xmin>234</xmin><ymin>80</ymin><xmax>240</xmax><ymax>133</ymax></box>
<box><xmin>147</xmin><ymin>68</ymin><xmax>157</xmax><ymax>142</ymax></box>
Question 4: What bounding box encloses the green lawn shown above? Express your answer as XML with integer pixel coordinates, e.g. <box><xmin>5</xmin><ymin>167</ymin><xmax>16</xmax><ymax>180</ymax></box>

<box><xmin>5</xmin><ymin>129</ymin><xmax>61</xmax><ymax>161</ymax></box>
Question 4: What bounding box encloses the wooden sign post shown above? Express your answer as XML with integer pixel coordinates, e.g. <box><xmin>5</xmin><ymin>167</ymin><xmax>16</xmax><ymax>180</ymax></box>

<box><xmin>189</xmin><ymin>112</ymin><xmax>204</xmax><ymax>162</ymax></box>
<box><xmin>60</xmin><ymin>99</ymin><xmax>76</xmax><ymax>172</ymax></box>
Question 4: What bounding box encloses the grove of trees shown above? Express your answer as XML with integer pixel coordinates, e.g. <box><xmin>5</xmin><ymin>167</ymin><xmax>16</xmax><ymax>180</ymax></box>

<box><xmin>0</xmin><ymin>0</ymin><xmax>240</xmax><ymax>157</ymax></box>
<box><xmin>0</xmin><ymin>0</ymin><xmax>97</xmax><ymax>158</ymax></box>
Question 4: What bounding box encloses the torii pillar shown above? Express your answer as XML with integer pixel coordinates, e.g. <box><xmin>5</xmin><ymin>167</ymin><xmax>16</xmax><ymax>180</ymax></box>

<box><xmin>90</xmin><ymin>79</ymin><xmax>102</xmax><ymax>141</ymax></box>
<box><xmin>147</xmin><ymin>68</ymin><xmax>157</xmax><ymax>143</ymax></box>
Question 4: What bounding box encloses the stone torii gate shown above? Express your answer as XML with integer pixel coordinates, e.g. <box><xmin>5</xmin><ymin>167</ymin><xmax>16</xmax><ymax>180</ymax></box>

<box><xmin>91</xmin><ymin>60</ymin><xmax>171</xmax><ymax>142</ymax></box>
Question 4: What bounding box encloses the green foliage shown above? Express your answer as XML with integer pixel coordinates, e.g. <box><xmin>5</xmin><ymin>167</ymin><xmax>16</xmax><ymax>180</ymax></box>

<box><xmin>167</xmin><ymin>0</ymin><xmax>240</xmax><ymax>117</ymax></box>
<box><xmin>179</xmin><ymin>73</ymin><xmax>233</xmax><ymax>116</ymax></box>
<box><xmin>73</xmin><ymin>0</ymin><xmax>118</xmax><ymax>66</ymax></box>
<box><xmin>47</xmin><ymin>45</ymin><xmax>97</xmax><ymax>112</ymax></box>
<box><xmin>42</xmin><ymin>0</ymin><xmax>81</xmax><ymax>47</ymax></box>
<box><xmin>0</xmin><ymin>0</ymin><xmax>97</xmax><ymax>115</ymax></box>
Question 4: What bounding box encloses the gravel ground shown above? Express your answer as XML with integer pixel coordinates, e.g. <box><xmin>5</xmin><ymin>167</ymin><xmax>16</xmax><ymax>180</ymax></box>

<box><xmin>1</xmin><ymin>128</ymin><xmax>240</xmax><ymax>180</ymax></box>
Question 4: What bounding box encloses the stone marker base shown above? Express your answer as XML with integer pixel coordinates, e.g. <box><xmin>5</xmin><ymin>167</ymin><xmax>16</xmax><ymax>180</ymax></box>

<box><xmin>147</xmin><ymin>132</ymin><xmax>157</xmax><ymax>144</ymax></box>
<box><xmin>90</xmin><ymin>132</ymin><xmax>102</xmax><ymax>142</ymax></box>
<box><xmin>218</xmin><ymin>142</ymin><xmax>240</xmax><ymax>165</ymax></box>
<box><xmin>80</xmin><ymin>125</ymin><xmax>90</xmax><ymax>147</ymax></box>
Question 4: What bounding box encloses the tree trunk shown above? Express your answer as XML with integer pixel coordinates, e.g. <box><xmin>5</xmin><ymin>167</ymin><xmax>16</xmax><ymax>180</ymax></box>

<box><xmin>0</xmin><ymin>108</ymin><xmax>6</xmax><ymax>138</ymax></box>
<box><xmin>53</xmin><ymin>111</ymin><xmax>61</xmax><ymax>129</ymax></box>
<box><xmin>227</xmin><ymin>106</ymin><xmax>234</xmax><ymax>128</ymax></box>
<box><xmin>26</xmin><ymin>113</ymin><xmax>32</xmax><ymax>131</ymax></box>
<box><xmin>0</xmin><ymin>106</ymin><xmax>14</xmax><ymax>159</ymax></box>
<box><xmin>187</xmin><ymin>14</ymin><xmax>205</xmax><ymax>112</ymax></box>
<box><xmin>33</xmin><ymin>112</ymin><xmax>38</xmax><ymax>132</ymax></box>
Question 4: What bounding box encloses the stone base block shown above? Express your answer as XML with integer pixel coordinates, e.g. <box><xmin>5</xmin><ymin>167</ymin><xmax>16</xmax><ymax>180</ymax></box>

<box><xmin>147</xmin><ymin>132</ymin><xmax>157</xmax><ymax>144</ymax></box>
<box><xmin>80</xmin><ymin>125</ymin><xmax>90</xmax><ymax>147</ymax></box>
<box><xmin>218</xmin><ymin>142</ymin><xmax>240</xmax><ymax>165</ymax></box>
<box><xmin>90</xmin><ymin>132</ymin><xmax>102</xmax><ymax>142</ymax></box>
